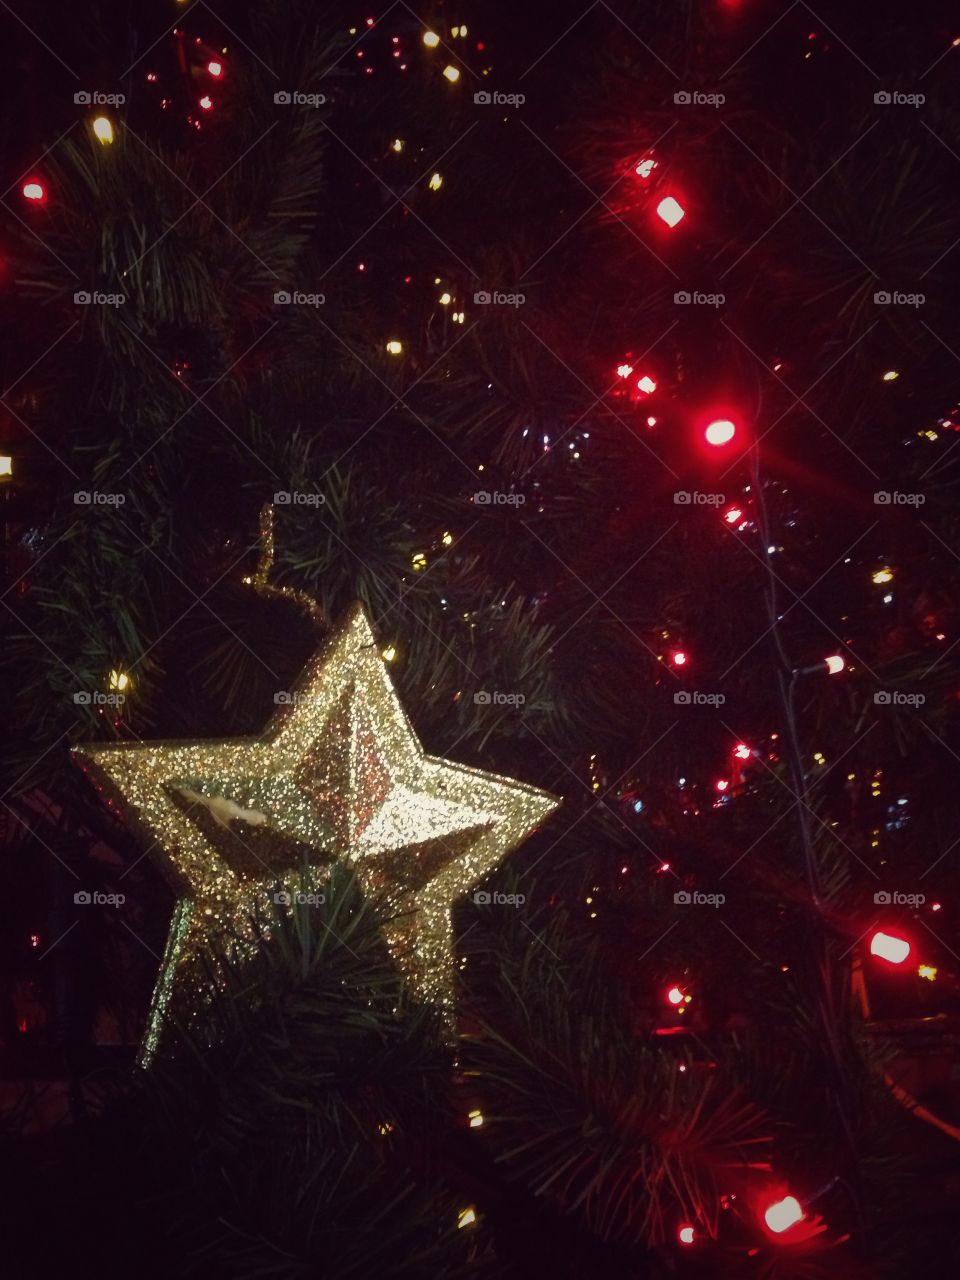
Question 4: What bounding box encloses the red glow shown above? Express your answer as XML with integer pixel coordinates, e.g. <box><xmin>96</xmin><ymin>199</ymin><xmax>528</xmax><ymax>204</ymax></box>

<box><xmin>671</xmin><ymin>650</ymin><xmax>687</xmax><ymax>667</ymax></box>
<box><xmin>705</xmin><ymin>418</ymin><xmax>736</xmax><ymax>446</ymax></box>
<box><xmin>208</xmin><ymin>60</ymin><xmax>223</xmax><ymax>77</ymax></box>
<box><xmin>678</xmin><ymin>1225</ymin><xmax>695</xmax><ymax>1245</ymax></box>
<box><xmin>870</xmin><ymin>930</ymin><xmax>910</xmax><ymax>965</ymax></box>
<box><xmin>666</xmin><ymin>985</ymin><xmax>684</xmax><ymax>1006</ymax></box>
<box><xmin>635</xmin><ymin>157</ymin><xmax>658</xmax><ymax>179</ymax></box>
<box><xmin>824</xmin><ymin>655</ymin><xmax>845</xmax><ymax>675</ymax></box>
<box><xmin>647</xmin><ymin>416</ymin><xmax>657</xmax><ymax>427</ymax></box>
<box><xmin>616</xmin><ymin>363</ymin><xmax>634</xmax><ymax>378</ymax></box>
<box><xmin>716</xmin><ymin>778</ymin><xmax>729</xmax><ymax>792</ymax></box>
<box><xmin>22</xmin><ymin>180</ymin><xmax>45</xmax><ymax>202</ymax></box>
<box><xmin>724</xmin><ymin>506</ymin><xmax>743</xmax><ymax>524</ymax></box>
<box><xmin>656</xmin><ymin>195</ymin><xmax>685</xmax><ymax>227</ymax></box>
<box><xmin>199</xmin><ymin>95</ymin><xmax>213</xmax><ymax>110</ymax></box>
<box><xmin>636</xmin><ymin>374</ymin><xmax>657</xmax><ymax>395</ymax></box>
<box><xmin>764</xmin><ymin>1196</ymin><xmax>805</xmax><ymax>1234</ymax></box>
<box><xmin>733</xmin><ymin>743</ymin><xmax>751</xmax><ymax>760</ymax></box>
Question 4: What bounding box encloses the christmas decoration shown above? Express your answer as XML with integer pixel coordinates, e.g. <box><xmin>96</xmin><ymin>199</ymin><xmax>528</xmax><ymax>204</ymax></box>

<box><xmin>74</xmin><ymin>604</ymin><xmax>558</xmax><ymax>1059</ymax></box>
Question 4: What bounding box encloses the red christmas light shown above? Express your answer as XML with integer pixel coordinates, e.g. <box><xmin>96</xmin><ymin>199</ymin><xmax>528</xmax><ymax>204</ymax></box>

<box><xmin>870</xmin><ymin>930</ymin><xmax>910</xmax><ymax>965</ymax></box>
<box><xmin>636</xmin><ymin>374</ymin><xmax>657</xmax><ymax>395</ymax></box>
<box><xmin>678</xmin><ymin>1224</ymin><xmax>695</xmax><ymax>1245</ymax></box>
<box><xmin>824</xmin><ymin>655</ymin><xmax>845</xmax><ymax>675</ymax></box>
<box><xmin>705</xmin><ymin>418</ymin><xmax>736</xmax><ymax>446</ymax></box>
<box><xmin>716</xmin><ymin>778</ymin><xmax>729</xmax><ymax>792</ymax></box>
<box><xmin>199</xmin><ymin>95</ymin><xmax>213</xmax><ymax>110</ymax></box>
<box><xmin>22</xmin><ymin>180</ymin><xmax>46</xmax><ymax>202</ymax></box>
<box><xmin>656</xmin><ymin>195</ymin><xmax>685</xmax><ymax>226</ymax></box>
<box><xmin>208</xmin><ymin>60</ymin><xmax>223</xmax><ymax>77</ymax></box>
<box><xmin>724</xmin><ymin>506</ymin><xmax>743</xmax><ymax>524</ymax></box>
<box><xmin>764</xmin><ymin>1195</ymin><xmax>805</xmax><ymax>1234</ymax></box>
<box><xmin>635</xmin><ymin>157</ymin><xmax>658</xmax><ymax>179</ymax></box>
<box><xmin>666</xmin><ymin>985</ymin><xmax>684</xmax><ymax>1006</ymax></box>
<box><xmin>671</xmin><ymin>650</ymin><xmax>687</xmax><ymax>666</ymax></box>
<box><xmin>733</xmin><ymin>743</ymin><xmax>751</xmax><ymax>760</ymax></box>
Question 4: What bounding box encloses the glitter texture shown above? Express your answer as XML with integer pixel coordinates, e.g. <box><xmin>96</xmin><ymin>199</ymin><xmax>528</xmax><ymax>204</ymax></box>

<box><xmin>73</xmin><ymin>604</ymin><xmax>560</xmax><ymax>1061</ymax></box>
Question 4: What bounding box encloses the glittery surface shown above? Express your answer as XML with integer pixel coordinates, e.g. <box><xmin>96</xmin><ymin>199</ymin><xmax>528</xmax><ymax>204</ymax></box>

<box><xmin>72</xmin><ymin>604</ymin><xmax>560</xmax><ymax>1061</ymax></box>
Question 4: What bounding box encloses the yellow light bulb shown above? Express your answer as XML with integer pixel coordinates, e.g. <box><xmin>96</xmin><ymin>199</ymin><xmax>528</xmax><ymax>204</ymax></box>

<box><xmin>439</xmin><ymin>292</ymin><xmax>452</xmax><ymax>305</ymax></box>
<box><xmin>458</xmin><ymin>1207</ymin><xmax>477</xmax><ymax>1229</ymax></box>
<box><xmin>0</xmin><ymin>455</ymin><xmax>12</xmax><ymax>479</ymax></box>
<box><xmin>93</xmin><ymin>117</ymin><xmax>114</xmax><ymax>144</ymax></box>
<box><xmin>412</xmin><ymin>552</ymin><xmax>427</xmax><ymax>571</ymax></box>
<box><xmin>381</xmin><ymin>645</ymin><xmax>397</xmax><ymax>663</ymax></box>
<box><xmin>386</xmin><ymin>340</ymin><xmax>403</xmax><ymax>354</ymax></box>
<box><xmin>423</xmin><ymin>31</ymin><xmax>440</xmax><ymax>47</ymax></box>
<box><xmin>453</xmin><ymin>311</ymin><xmax>465</xmax><ymax>323</ymax></box>
<box><xmin>108</xmin><ymin>669</ymin><xmax>130</xmax><ymax>692</ymax></box>
<box><xmin>882</xmin><ymin>370</ymin><xmax>899</xmax><ymax>382</ymax></box>
<box><xmin>918</xmin><ymin>964</ymin><xmax>938</xmax><ymax>981</ymax></box>
<box><xmin>441</xmin><ymin>531</ymin><xmax>453</xmax><ymax>546</ymax></box>
<box><xmin>468</xmin><ymin>1109</ymin><xmax>483</xmax><ymax>1128</ymax></box>
<box><xmin>428</xmin><ymin>172</ymin><xmax>443</xmax><ymax>190</ymax></box>
<box><xmin>872</xmin><ymin>567</ymin><xmax>893</xmax><ymax>584</ymax></box>
<box><xmin>443</xmin><ymin>65</ymin><xmax>460</xmax><ymax>82</ymax></box>
<box><xmin>391</xmin><ymin>138</ymin><xmax>404</xmax><ymax>152</ymax></box>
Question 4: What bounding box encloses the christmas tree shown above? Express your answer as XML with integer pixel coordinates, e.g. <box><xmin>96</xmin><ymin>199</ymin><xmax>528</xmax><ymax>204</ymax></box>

<box><xmin>2</xmin><ymin>1</ymin><xmax>960</xmax><ymax>1275</ymax></box>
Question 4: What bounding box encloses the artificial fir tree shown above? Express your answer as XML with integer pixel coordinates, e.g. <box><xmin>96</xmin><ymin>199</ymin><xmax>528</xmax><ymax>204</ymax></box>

<box><xmin>2</xmin><ymin>1</ymin><xmax>960</xmax><ymax>1276</ymax></box>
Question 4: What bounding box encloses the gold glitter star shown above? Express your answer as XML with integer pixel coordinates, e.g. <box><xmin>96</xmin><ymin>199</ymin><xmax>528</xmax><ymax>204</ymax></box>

<box><xmin>73</xmin><ymin>605</ymin><xmax>559</xmax><ymax>1061</ymax></box>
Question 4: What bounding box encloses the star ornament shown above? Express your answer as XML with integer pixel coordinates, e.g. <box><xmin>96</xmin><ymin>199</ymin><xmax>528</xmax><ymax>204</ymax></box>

<box><xmin>73</xmin><ymin>605</ymin><xmax>559</xmax><ymax>1059</ymax></box>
